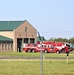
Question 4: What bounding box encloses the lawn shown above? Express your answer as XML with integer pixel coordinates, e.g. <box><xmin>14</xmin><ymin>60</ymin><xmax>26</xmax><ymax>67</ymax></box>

<box><xmin>0</xmin><ymin>60</ymin><xmax>74</xmax><ymax>75</ymax></box>
<box><xmin>0</xmin><ymin>52</ymin><xmax>40</xmax><ymax>56</ymax></box>
<box><xmin>0</xmin><ymin>52</ymin><xmax>74</xmax><ymax>59</ymax></box>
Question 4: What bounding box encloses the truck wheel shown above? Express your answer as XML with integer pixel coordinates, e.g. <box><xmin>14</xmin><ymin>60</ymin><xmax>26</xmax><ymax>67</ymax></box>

<box><xmin>56</xmin><ymin>51</ymin><xmax>60</xmax><ymax>54</ymax></box>
<box><xmin>32</xmin><ymin>49</ymin><xmax>35</xmax><ymax>53</ymax></box>
<box><xmin>27</xmin><ymin>49</ymin><xmax>31</xmax><ymax>52</ymax></box>
<box><xmin>44</xmin><ymin>50</ymin><xmax>48</xmax><ymax>53</ymax></box>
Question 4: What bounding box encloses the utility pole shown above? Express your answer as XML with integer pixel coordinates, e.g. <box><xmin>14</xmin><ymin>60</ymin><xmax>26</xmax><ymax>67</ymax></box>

<box><xmin>40</xmin><ymin>41</ymin><xmax>43</xmax><ymax>75</ymax></box>
<box><xmin>38</xmin><ymin>32</ymin><xmax>43</xmax><ymax>75</ymax></box>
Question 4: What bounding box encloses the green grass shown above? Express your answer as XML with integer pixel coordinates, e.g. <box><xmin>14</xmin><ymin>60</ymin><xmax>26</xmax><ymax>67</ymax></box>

<box><xmin>0</xmin><ymin>52</ymin><xmax>74</xmax><ymax>75</ymax></box>
<box><xmin>0</xmin><ymin>52</ymin><xmax>74</xmax><ymax>58</ymax></box>
<box><xmin>0</xmin><ymin>52</ymin><xmax>40</xmax><ymax>56</ymax></box>
<box><xmin>0</xmin><ymin>60</ymin><xmax>74</xmax><ymax>75</ymax></box>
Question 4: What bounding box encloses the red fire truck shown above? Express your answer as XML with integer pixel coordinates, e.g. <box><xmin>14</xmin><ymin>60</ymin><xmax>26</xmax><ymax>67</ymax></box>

<box><xmin>23</xmin><ymin>42</ymin><xmax>65</xmax><ymax>53</ymax></box>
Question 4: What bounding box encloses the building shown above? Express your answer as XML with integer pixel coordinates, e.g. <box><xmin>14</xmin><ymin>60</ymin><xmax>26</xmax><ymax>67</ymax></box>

<box><xmin>37</xmin><ymin>36</ymin><xmax>45</xmax><ymax>42</ymax></box>
<box><xmin>0</xmin><ymin>20</ymin><xmax>37</xmax><ymax>52</ymax></box>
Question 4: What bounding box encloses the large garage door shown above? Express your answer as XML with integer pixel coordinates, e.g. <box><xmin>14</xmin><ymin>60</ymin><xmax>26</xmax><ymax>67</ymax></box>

<box><xmin>24</xmin><ymin>38</ymin><xmax>28</xmax><ymax>43</ymax></box>
<box><xmin>30</xmin><ymin>38</ymin><xmax>35</xmax><ymax>43</ymax></box>
<box><xmin>17</xmin><ymin>38</ymin><xmax>22</xmax><ymax>52</ymax></box>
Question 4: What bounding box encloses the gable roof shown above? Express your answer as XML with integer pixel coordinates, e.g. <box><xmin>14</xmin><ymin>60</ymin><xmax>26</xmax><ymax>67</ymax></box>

<box><xmin>0</xmin><ymin>35</ymin><xmax>13</xmax><ymax>41</ymax></box>
<box><xmin>0</xmin><ymin>20</ymin><xmax>25</xmax><ymax>31</ymax></box>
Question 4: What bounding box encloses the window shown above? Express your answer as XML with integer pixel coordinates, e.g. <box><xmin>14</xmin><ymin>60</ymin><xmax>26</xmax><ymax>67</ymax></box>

<box><xmin>25</xmin><ymin>27</ymin><xmax>28</xmax><ymax>32</ymax></box>
<box><xmin>44</xmin><ymin>45</ymin><xmax>46</xmax><ymax>47</ymax></box>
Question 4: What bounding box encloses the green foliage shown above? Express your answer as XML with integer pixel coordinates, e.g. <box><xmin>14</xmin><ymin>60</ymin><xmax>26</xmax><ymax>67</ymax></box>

<box><xmin>48</xmin><ymin>38</ymin><xmax>54</xmax><ymax>41</ymax></box>
<box><xmin>48</xmin><ymin>37</ymin><xmax>74</xmax><ymax>44</ymax></box>
<box><xmin>48</xmin><ymin>38</ymin><xmax>69</xmax><ymax>43</ymax></box>
<box><xmin>69</xmin><ymin>37</ymin><xmax>74</xmax><ymax>44</ymax></box>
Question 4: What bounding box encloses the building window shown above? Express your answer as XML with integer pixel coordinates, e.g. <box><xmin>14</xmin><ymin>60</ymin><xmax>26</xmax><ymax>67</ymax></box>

<box><xmin>25</xmin><ymin>27</ymin><xmax>28</xmax><ymax>32</ymax></box>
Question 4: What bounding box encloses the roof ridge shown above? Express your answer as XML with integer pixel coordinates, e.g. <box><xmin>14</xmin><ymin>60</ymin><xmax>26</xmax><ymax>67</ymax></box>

<box><xmin>0</xmin><ymin>21</ymin><xmax>25</xmax><ymax>31</ymax></box>
<box><xmin>0</xmin><ymin>20</ymin><xmax>24</xmax><ymax>22</ymax></box>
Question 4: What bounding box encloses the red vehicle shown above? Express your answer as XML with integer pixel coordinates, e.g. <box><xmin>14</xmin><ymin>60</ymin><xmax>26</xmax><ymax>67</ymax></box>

<box><xmin>23</xmin><ymin>41</ymin><xmax>72</xmax><ymax>53</ymax></box>
<box><xmin>23</xmin><ymin>43</ymin><xmax>62</xmax><ymax>53</ymax></box>
<box><xmin>61</xmin><ymin>43</ymin><xmax>71</xmax><ymax>53</ymax></box>
<box><xmin>37</xmin><ymin>41</ymin><xmax>66</xmax><ymax>53</ymax></box>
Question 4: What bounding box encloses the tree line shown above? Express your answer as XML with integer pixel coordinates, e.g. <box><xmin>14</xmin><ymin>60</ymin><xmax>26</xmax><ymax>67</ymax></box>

<box><xmin>47</xmin><ymin>37</ymin><xmax>74</xmax><ymax>44</ymax></box>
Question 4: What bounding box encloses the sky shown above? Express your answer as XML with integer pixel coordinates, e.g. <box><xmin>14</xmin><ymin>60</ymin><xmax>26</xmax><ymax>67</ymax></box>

<box><xmin>0</xmin><ymin>0</ymin><xmax>74</xmax><ymax>40</ymax></box>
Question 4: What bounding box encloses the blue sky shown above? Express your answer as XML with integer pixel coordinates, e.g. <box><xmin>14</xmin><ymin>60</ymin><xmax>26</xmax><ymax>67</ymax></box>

<box><xmin>0</xmin><ymin>0</ymin><xmax>74</xmax><ymax>39</ymax></box>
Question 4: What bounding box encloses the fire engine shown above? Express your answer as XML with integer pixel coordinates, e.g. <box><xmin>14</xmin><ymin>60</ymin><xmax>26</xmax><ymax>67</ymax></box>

<box><xmin>37</xmin><ymin>41</ymin><xmax>66</xmax><ymax>53</ymax></box>
<box><xmin>23</xmin><ymin>41</ymin><xmax>68</xmax><ymax>53</ymax></box>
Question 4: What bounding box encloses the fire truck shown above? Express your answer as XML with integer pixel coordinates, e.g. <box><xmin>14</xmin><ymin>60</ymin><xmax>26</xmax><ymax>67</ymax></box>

<box><xmin>23</xmin><ymin>42</ymin><xmax>65</xmax><ymax>53</ymax></box>
<box><xmin>37</xmin><ymin>41</ymin><xmax>66</xmax><ymax>53</ymax></box>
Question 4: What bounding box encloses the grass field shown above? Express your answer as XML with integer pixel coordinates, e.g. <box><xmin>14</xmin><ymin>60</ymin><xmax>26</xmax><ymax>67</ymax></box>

<box><xmin>0</xmin><ymin>60</ymin><xmax>74</xmax><ymax>75</ymax></box>
<box><xmin>0</xmin><ymin>52</ymin><xmax>74</xmax><ymax>58</ymax></box>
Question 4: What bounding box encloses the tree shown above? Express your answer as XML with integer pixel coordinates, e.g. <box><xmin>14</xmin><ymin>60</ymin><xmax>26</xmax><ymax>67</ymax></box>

<box><xmin>69</xmin><ymin>37</ymin><xmax>74</xmax><ymax>44</ymax></box>
<box><xmin>48</xmin><ymin>38</ymin><xmax>69</xmax><ymax>43</ymax></box>
<box><xmin>48</xmin><ymin>38</ymin><xmax>54</xmax><ymax>41</ymax></box>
